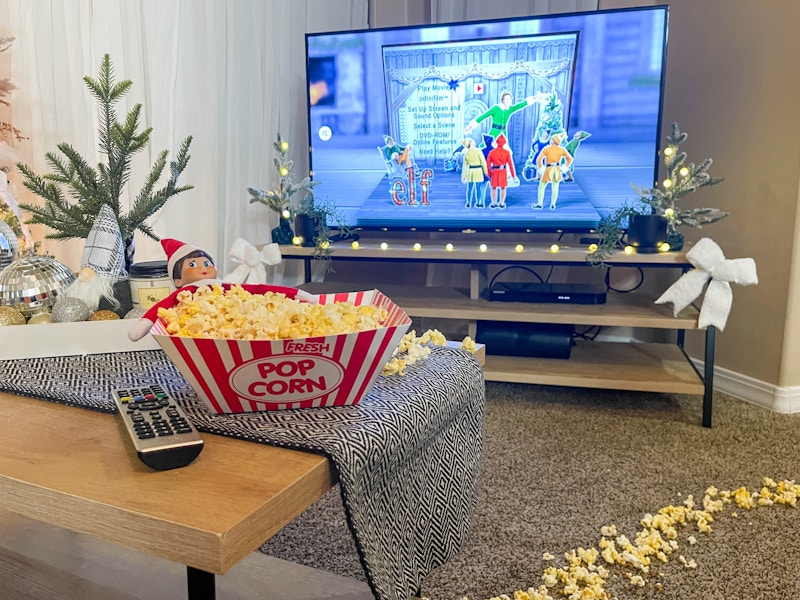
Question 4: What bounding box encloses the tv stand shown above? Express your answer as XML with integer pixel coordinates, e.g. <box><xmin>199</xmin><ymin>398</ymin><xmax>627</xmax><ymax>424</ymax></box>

<box><xmin>280</xmin><ymin>239</ymin><xmax>716</xmax><ymax>427</ymax></box>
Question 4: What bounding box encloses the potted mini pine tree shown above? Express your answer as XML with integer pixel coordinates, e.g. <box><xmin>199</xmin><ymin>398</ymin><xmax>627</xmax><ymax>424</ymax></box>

<box><xmin>17</xmin><ymin>54</ymin><xmax>193</xmax><ymax>270</ymax></box>
<box><xmin>587</xmin><ymin>122</ymin><xmax>727</xmax><ymax>265</ymax></box>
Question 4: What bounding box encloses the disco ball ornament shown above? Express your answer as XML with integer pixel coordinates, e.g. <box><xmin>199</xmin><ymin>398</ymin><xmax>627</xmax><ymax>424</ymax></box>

<box><xmin>51</xmin><ymin>297</ymin><xmax>91</xmax><ymax>323</ymax></box>
<box><xmin>0</xmin><ymin>220</ymin><xmax>20</xmax><ymax>272</ymax></box>
<box><xmin>0</xmin><ymin>305</ymin><xmax>26</xmax><ymax>326</ymax></box>
<box><xmin>0</xmin><ymin>255</ymin><xmax>76</xmax><ymax>318</ymax></box>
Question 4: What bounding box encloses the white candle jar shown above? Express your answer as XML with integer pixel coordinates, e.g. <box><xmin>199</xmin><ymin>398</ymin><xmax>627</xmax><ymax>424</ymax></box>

<box><xmin>129</xmin><ymin>260</ymin><xmax>175</xmax><ymax>310</ymax></box>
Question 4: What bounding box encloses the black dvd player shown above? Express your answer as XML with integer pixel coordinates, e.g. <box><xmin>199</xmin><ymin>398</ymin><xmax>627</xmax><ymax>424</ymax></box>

<box><xmin>487</xmin><ymin>282</ymin><xmax>607</xmax><ymax>304</ymax></box>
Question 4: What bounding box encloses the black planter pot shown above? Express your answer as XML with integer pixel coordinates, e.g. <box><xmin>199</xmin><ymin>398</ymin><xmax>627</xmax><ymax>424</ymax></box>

<box><xmin>271</xmin><ymin>217</ymin><xmax>295</xmax><ymax>245</ymax></box>
<box><xmin>626</xmin><ymin>215</ymin><xmax>668</xmax><ymax>253</ymax></box>
<box><xmin>295</xmin><ymin>215</ymin><xmax>322</xmax><ymax>247</ymax></box>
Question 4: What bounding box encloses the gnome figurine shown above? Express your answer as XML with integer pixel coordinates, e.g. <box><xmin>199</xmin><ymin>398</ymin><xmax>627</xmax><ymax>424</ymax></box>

<box><xmin>65</xmin><ymin>204</ymin><xmax>131</xmax><ymax>315</ymax></box>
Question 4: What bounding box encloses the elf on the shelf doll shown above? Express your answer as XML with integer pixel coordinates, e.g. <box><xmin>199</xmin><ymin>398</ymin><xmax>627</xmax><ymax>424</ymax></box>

<box><xmin>127</xmin><ymin>238</ymin><xmax>316</xmax><ymax>341</ymax></box>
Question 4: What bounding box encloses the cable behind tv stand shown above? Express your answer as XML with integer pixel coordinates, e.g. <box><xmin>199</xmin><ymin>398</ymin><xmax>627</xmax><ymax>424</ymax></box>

<box><xmin>280</xmin><ymin>239</ymin><xmax>716</xmax><ymax>428</ymax></box>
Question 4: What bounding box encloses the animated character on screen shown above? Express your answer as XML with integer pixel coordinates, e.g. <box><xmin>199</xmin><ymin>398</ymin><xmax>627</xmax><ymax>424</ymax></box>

<box><xmin>461</xmin><ymin>138</ymin><xmax>488</xmax><ymax>209</ymax></box>
<box><xmin>486</xmin><ymin>134</ymin><xmax>517</xmax><ymax>210</ymax></box>
<box><xmin>534</xmin><ymin>131</ymin><xmax>573</xmax><ymax>210</ymax></box>
<box><xmin>127</xmin><ymin>238</ymin><xmax>315</xmax><ymax>341</ymax></box>
<box><xmin>465</xmin><ymin>90</ymin><xmax>543</xmax><ymax>149</ymax></box>
<box><xmin>380</xmin><ymin>135</ymin><xmax>414</xmax><ymax>178</ymax></box>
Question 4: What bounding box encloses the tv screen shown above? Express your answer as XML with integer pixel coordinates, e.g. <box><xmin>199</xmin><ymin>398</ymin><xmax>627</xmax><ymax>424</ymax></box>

<box><xmin>305</xmin><ymin>5</ymin><xmax>668</xmax><ymax>234</ymax></box>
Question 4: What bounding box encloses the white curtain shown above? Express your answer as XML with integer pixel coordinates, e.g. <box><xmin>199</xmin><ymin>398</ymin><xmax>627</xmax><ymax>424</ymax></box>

<box><xmin>3</xmin><ymin>0</ymin><xmax>367</xmax><ymax>280</ymax></box>
<box><xmin>3</xmin><ymin>0</ymin><xmax>594</xmax><ymax>283</ymax></box>
<box><xmin>430</xmin><ymin>0</ymin><xmax>598</xmax><ymax>23</ymax></box>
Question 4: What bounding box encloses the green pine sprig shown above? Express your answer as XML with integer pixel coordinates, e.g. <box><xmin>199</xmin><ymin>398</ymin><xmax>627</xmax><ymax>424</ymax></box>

<box><xmin>17</xmin><ymin>54</ymin><xmax>193</xmax><ymax>243</ymax></box>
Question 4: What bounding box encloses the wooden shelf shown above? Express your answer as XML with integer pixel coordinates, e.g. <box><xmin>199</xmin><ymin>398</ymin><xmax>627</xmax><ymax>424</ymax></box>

<box><xmin>483</xmin><ymin>342</ymin><xmax>704</xmax><ymax>394</ymax></box>
<box><xmin>281</xmin><ymin>239</ymin><xmax>691</xmax><ymax>266</ymax></box>
<box><xmin>299</xmin><ymin>282</ymin><xmax>700</xmax><ymax>329</ymax></box>
<box><xmin>285</xmin><ymin>239</ymin><xmax>716</xmax><ymax>426</ymax></box>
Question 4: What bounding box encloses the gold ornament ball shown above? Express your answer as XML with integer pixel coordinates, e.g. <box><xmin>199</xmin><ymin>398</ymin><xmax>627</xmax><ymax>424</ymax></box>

<box><xmin>27</xmin><ymin>312</ymin><xmax>54</xmax><ymax>325</ymax></box>
<box><xmin>89</xmin><ymin>309</ymin><xmax>120</xmax><ymax>321</ymax></box>
<box><xmin>0</xmin><ymin>305</ymin><xmax>26</xmax><ymax>326</ymax></box>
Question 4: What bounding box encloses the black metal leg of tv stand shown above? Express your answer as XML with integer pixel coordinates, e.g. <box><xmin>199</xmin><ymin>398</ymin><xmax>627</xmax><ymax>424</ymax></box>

<box><xmin>677</xmin><ymin>325</ymin><xmax>716</xmax><ymax>428</ymax></box>
<box><xmin>702</xmin><ymin>325</ymin><xmax>716</xmax><ymax>428</ymax></box>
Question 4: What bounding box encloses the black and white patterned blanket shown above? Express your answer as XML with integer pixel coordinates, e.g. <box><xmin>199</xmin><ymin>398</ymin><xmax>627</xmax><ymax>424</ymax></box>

<box><xmin>0</xmin><ymin>346</ymin><xmax>485</xmax><ymax>600</ymax></box>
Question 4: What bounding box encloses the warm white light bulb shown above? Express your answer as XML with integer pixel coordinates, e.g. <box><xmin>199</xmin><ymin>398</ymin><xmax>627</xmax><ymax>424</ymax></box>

<box><xmin>412</xmin><ymin>242</ymin><xmax>422</xmax><ymax>251</ymax></box>
<box><xmin>624</xmin><ymin>245</ymin><xmax>635</xmax><ymax>255</ymax></box>
<box><xmin>351</xmin><ymin>241</ymin><xmax>360</xmax><ymax>249</ymax></box>
<box><xmin>663</xmin><ymin>179</ymin><xmax>673</xmax><ymax>189</ymax></box>
<box><xmin>445</xmin><ymin>243</ymin><xmax>454</xmax><ymax>251</ymax></box>
<box><xmin>380</xmin><ymin>242</ymin><xmax>389</xmax><ymax>250</ymax></box>
<box><xmin>319</xmin><ymin>240</ymin><xmax>330</xmax><ymax>250</ymax></box>
<box><xmin>515</xmin><ymin>244</ymin><xmax>524</xmax><ymax>252</ymax></box>
<box><xmin>281</xmin><ymin>209</ymin><xmax>291</xmax><ymax>220</ymax></box>
<box><xmin>679</xmin><ymin>167</ymin><xmax>689</xmax><ymax>177</ymax></box>
<box><xmin>479</xmin><ymin>243</ymin><xmax>488</xmax><ymax>252</ymax></box>
<box><xmin>279</xmin><ymin>167</ymin><xmax>289</xmax><ymax>177</ymax></box>
<box><xmin>664</xmin><ymin>207</ymin><xmax>675</xmax><ymax>218</ymax></box>
<box><xmin>588</xmin><ymin>243</ymin><xmax>598</xmax><ymax>252</ymax></box>
<box><xmin>292</xmin><ymin>236</ymin><xmax>302</xmax><ymax>246</ymax></box>
<box><xmin>549</xmin><ymin>244</ymin><xmax>560</xmax><ymax>253</ymax></box>
<box><xmin>659</xmin><ymin>242</ymin><xmax>671</xmax><ymax>252</ymax></box>
<box><xmin>664</xmin><ymin>147</ymin><xmax>674</xmax><ymax>156</ymax></box>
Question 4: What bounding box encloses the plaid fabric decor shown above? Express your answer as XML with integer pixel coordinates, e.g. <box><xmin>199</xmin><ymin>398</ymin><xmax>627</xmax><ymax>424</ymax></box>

<box><xmin>82</xmin><ymin>204</ymin><xmax>127</xmax><ymax>279</ymax></box>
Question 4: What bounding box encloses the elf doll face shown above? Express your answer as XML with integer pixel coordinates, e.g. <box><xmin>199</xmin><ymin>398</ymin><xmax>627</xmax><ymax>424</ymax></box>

<box><xmin>176</xmin><ymin>256</ymin><xmax>217</xmax><ymax>286</ymax></box>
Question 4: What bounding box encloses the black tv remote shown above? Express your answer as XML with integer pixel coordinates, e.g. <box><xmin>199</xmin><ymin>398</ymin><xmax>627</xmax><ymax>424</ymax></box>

<box><xmin>113</xmin><ymin>385</ymin><xmax>204</xmax><ymax>471</ymax></box>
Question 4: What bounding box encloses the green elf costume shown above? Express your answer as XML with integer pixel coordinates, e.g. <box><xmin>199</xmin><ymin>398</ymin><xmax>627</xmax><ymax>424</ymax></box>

<box><xmin>466</xmin><ymin>90</ymin><xmax>541</xmax><ymax>146</ymax></box>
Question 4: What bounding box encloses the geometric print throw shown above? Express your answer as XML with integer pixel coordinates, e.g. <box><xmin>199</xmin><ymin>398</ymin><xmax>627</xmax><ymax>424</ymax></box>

<box><xmin>0</xmin><ymin>346</ymin><xmax>486</xmax><ymax>600</ymax></box>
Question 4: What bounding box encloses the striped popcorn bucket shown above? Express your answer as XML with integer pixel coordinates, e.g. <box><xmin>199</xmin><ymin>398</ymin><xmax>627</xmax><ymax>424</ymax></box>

<box><xmin>151</xmin><ymin>289</ymin><xmax>411</xmax><ymax>413</ymax></box>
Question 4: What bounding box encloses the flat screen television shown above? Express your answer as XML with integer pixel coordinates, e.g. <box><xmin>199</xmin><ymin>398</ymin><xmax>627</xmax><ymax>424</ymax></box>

<box><xmin>304</xmin><ymin>5</ymin><xmax>669</xmax><ymax>234</ymax></box>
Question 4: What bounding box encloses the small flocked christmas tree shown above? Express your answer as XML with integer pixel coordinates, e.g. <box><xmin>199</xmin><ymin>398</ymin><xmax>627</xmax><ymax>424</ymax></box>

<box><xmin>631</xmin><ymin>122</ymin><xmax>727</xmax><ymax>239</ymax></box>
<box><xmin>17</xmin><ymin>54</ymin><xmax>193</xmax><ymax>269</ymax></box>
<box><xmin>248</xmin><ymin>133</ymin><xmax>318</xmax><ymax>245</ymax></box>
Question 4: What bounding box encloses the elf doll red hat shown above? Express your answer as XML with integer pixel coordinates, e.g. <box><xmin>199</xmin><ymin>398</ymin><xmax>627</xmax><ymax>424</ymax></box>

<box><xmin>161</xmin><ymin>237</ymin><xmax>217</xmax><ymax>287</ymax></box>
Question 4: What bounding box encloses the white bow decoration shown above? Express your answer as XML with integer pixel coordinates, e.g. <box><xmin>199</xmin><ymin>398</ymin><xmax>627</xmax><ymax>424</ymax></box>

<box><xmin>655</xmin><ymin>237</ymin><xmax>758</xmax><ymax>331</ymax></box>
<box><xmin>224</xmin><ymin>238</ymin><xmax>282</xmax><ymax>284</ymax></box>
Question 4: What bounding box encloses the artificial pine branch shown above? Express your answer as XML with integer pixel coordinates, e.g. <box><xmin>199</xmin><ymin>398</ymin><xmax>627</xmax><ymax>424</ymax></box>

<box><xmin>18</xmin><ymin>54</ymin><xmax>193</xmax><ymax>244</ymax></box>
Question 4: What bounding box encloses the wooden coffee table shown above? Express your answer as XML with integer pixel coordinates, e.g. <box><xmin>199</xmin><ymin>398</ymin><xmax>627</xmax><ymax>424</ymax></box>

<box><xmin>0</xmin><ymin>391</ymin><xmax>336</xmax><ymax>600</ymax></box>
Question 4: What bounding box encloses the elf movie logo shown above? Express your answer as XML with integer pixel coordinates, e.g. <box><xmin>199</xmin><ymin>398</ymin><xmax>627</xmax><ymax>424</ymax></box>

<box><xmin>230</xmin><ymin>355</ymin><xmax>344</xmax><ymax>404</ymax></box>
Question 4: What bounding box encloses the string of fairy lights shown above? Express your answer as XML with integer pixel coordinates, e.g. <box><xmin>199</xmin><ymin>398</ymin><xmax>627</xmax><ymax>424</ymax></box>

<box><xmin>289</xmin><ymin>236</ymin><xmax>674</xmax><ymax>255</ymax></box>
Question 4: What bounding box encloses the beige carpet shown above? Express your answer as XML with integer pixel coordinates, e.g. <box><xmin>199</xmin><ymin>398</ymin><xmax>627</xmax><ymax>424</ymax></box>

<box><xmin>260</xmin><ymin>382</ymin><xmax>800</xmax><ymax>599</ymax></box>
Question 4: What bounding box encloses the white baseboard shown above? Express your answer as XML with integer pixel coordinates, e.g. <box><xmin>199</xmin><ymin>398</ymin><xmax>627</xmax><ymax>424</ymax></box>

<box><xmin>693</xmin><ymin>359</ymin><xmax>800</xmax><ymax>414</ymax></box>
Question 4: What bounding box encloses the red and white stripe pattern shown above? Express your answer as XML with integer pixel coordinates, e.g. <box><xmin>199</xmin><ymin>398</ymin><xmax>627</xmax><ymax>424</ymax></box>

<box><xmin>151</xmin><ymin>289</ymin><xmax>411</xmax><ymax>413</ymax></box>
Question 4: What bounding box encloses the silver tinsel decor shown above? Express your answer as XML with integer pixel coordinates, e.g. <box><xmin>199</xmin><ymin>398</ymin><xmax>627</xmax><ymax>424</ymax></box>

<box><xmin>0</xmin><ymin>255</ymin><xmax>77</xmax><ymax>318</ymax></box>
<box><xmin>0</xmin><ymin>221</ymin><xmax>20</xmax><ymax>272</ymax></box>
